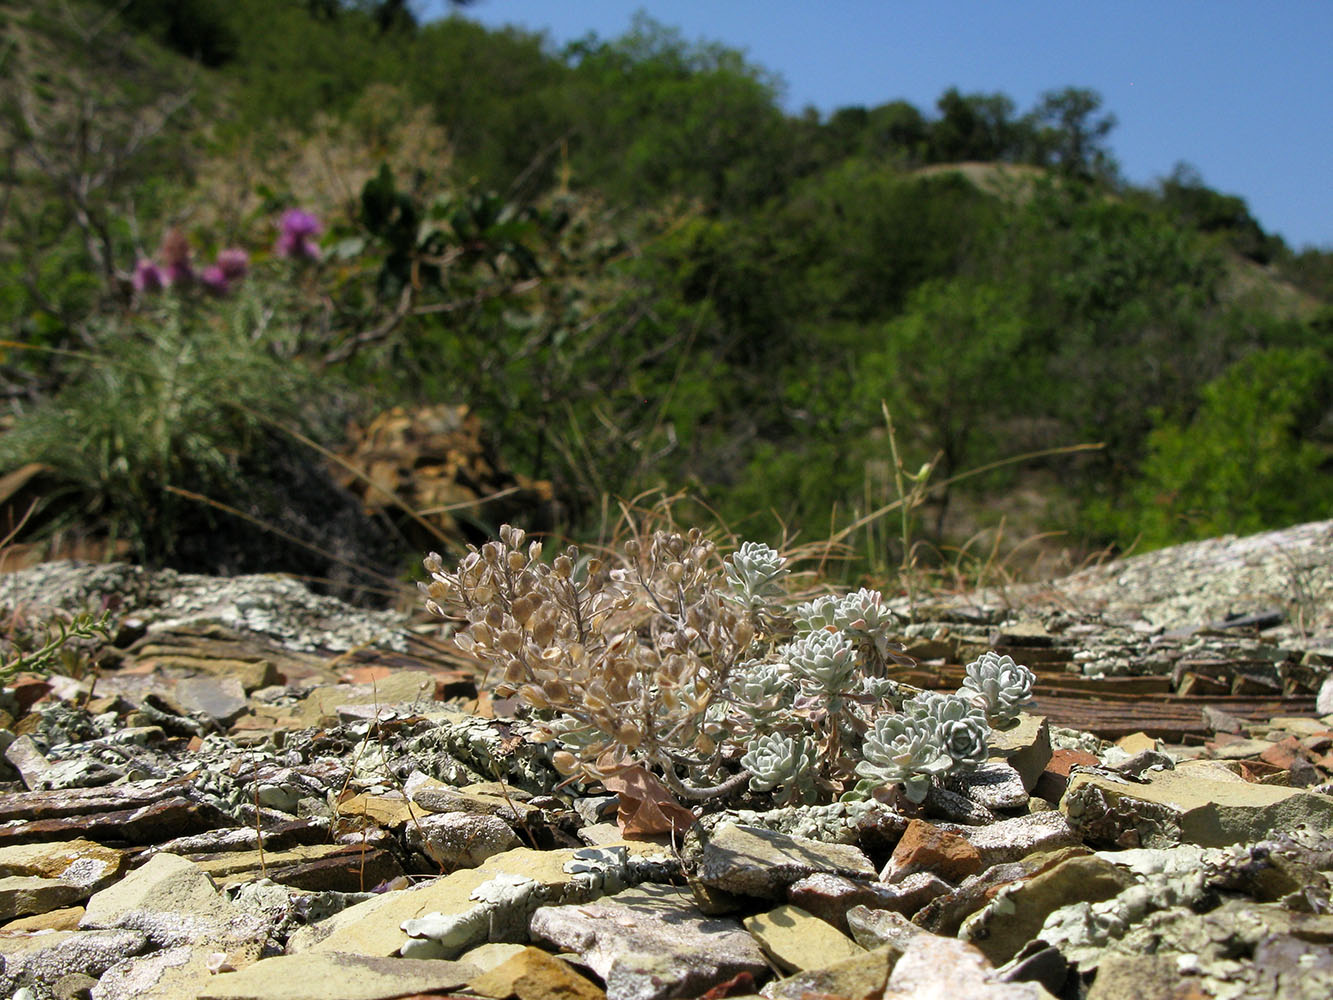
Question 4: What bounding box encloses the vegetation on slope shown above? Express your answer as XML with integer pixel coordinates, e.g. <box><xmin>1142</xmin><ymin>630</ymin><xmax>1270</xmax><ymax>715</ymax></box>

<box><xmin>2</xmin><ymin>0</ymin><xmax>1330</xmax><ymax>596</ymax></box>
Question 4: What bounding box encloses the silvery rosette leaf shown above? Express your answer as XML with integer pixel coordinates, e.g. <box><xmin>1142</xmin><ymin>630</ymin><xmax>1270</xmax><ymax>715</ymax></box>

<box><xmin>833</xmin><ymin>588</ymin><xmax>896</xmax><ymax>633</ymax></box>
<box><xmin>858</xmin><ymin>675</ymin><xmax>900</xmax><ymax>702</ymax></box>
<box><xmin>856</xmin><ymin>713</ymin><xmax>953</xmax><ymax>803</ymax></box>
<box><xmin>792</xmin><ymin>595</ymin><xmax>839</xmax><ymax>634</ymax></box>
<box><xmin>723</xmin><ymin>541</ymin><xmax>788</xmax><ymax>608</ymax></box>
<box><xmin>779</xmin><ymin>629</ymin><xmax>859</xmax><ymax>696</ymax></box>
<box><xmin>742</xmin><ymin>731</ymin><xmax>818</xmax><ymax>804</ymax></box>
<box><xmin>904</xmin><ymin>691</ymin><xmax>990</xmax><ymax>769</ymax></box>
<box><xmin>727</xmin><ymin>659</ymin><xmax>794</xmax><ymax>727</ymax></box>
<box><xmin>960</xmin><ymin>651</ymin><xmax>1036</xmax><ymax>726</ymax></box>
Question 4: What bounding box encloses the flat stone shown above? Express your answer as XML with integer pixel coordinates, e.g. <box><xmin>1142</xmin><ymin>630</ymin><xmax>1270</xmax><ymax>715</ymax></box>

<box><xmin>0</xmin><ymin>839</ymin><xmax>126</xmax><ymax>891</ymax></box>
<box><xmin>1206</xmin><ymin>737</ymin><xmax>1275</xmax><ymax>759</ymax></box>
<box><xmin>196</xmin><ymin>952</ymin><xmax>478</xmax><ymax>1000</ymax></box>
<box><xmin>1084</xmin><ymin>952</ymin><xmax>1198</xmax><ymax>1000</ymax></box>
<box><xmin>407</xmin><ymin>774</ymin><xmax>538</xmax><ymax>823</ymax></box>
<box><xmin>761</xmin><ymin>944</ymin><xmax>898</xmax><ymax>1000</ymax></box>
<box><xmin>0</xmin><ymin>779</ymin><xmax>187</xmax><ymax>824</ymax></box>
<box><xmin>405</xmin><ymin>810</ymin><xmax>522</xmax><ymax>870</ymax></box>
<box><xmin>1202</xmin><ymin>705</ymin><xmax>1247</xmax><ymax>735</ymax></box>
<box><xmin>4</xmin><ymin>734</ymin><xmax>51</xmax><ymax>789</ymax></box>
<box><xmin>530</xmin><ymin>883</ymin><xmax>767</xmax><ymax>1000</ymax></box>
<box><xmin>988</xmin><ymin>714</ymin><xmax>1052</xmax><ymax>793</ymax></box>
<box><xmin>459</xmin><ymin>941</ymin><xmax>530</xmax><ymax>974</ymax></box>
<box><xmin>173</xmin><ymin>676</ymin><xmax>249</xmax><ymax>726</ymax></box>
<box><xmin>785</xmin><ymin>873</ymin><xmax>904</xmax><ymax>935</ymax></box>
<box><xmin>844</xmin><ymin>906</ymin><xmax>929</xmax><ymax>951</ymax></box>
<box><xmin>1033</xmin><ymin>749</ymin><xmax>1100</xmax><ymax>803</ymax></box>
<box><xmin>0</xmin><ymin>795</ymin><xmax>227</xmax><ymax>847</ymax></box>
<box><xmin>1114</xmin><ymin>732</ymin><xmax>1157</xmax><ymax>755</ymax></box>
<box><xmin>192</xmin><ymin>843</ymin><xmax>404</xmax><ymax>892</ymax></box>
<box><xmin>92</xmin><ymin>943</ymin><xmax>223</xmax><ymax>1000</ymax></box>
<box><xmin>335</xmin><ymin>792</ymin><xmax>428</xmax><ymax>829</ymax></box>
<box><xmin>944</xmin><ymin>761</ymin><xmax>1029</xmax><ymax>812</ymax></box>
<box><xmin>913</xmin><ymin>847</ymin><xmax>1091</xmax><ymax>937</ymax></box>
<box><xmin>80</xmin><ymin>852</ymin><xmax>267</xmax><ymax>952</ymax></box>
<box><xmin>295</xmin><ymin>845</ymin><xmax>658</xmax><ymax>959</ymax></box>
<box><xmin>880</xmin><ymin>870</ymin><xmax>952</xmax><ymax>915</ymax></box>
<box><xmin>1062</xmin><ymin>768</ymin><xmax>1333</xmax><ymax>848</ymax></box>
<box><xmin>951</xmin><ymin>810</ymin><xmax>1081</xmax><ymax>867</ymax></box>
<box><xmin>0</xmin><ymin>929</ymin><xmax>150</xmax><ymax>997</ymax></box>
<box><xmin>468</xmin><ymin>945</ymin><xmax>605</xmax><ymax>1000</ymax></box>
<box><xmin>924</xmin><ymin>784</ymin><xmax>997</xmax><ymax>825</ymax></box>
<box><xmin>882</xmin><ymin>934</ymin><xmax>1057</xmax><ymax>999</ymax></box>
<box><xmin>743</xmin><ymin>903</ymin><xmax>864</xmax><ymax>973</ymax></box>
<box><xmin>880</xmin><ymin>819</ymin><xmax>983</xmax><ymax>885</ymax></box>
<box><xmin>697</xmin><ymin>823</ymin><xmax>876</xmax><ymax>899</ymax></box>
<box><xmin>0</xmin><ymin>875</ymin><xmax>88</xmax><ymax>920</ymax></box>
<box><xmin>4</xmin><ymin>904</ymin><xmax>85</xmax><ymax>932</ymax></box>
<box><xmin>960</xmin><ymin>855</ymin><xmax>1138</xmax><ymax>966</ymax></box>
<box><xmin>295</xmin><ymin>671</ymin><xmax>436</xmax><ymax>725</ymax></box>
<box><xmin>1266</xmin><ymin>717</ymin><xmax>1329</xmax><ymax>738</ymax></box>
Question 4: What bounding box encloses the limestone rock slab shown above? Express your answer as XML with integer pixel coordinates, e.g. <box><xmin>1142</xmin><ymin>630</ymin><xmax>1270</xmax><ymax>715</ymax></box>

<box><xmin>988</xmin><ymin>715</ymin><xmax>1052</xmax><ymax>793</ymax></box>
<box><xmin>0</xmin><ymin>839</ymin><xmax>126</xmax><ymax>892</ymax></box>
<box><xmin>697</xmin><ymin>823</ymin><xmax>876</xmax><ymax>899</ymax></box>
<box><xmin>0</xmin><ymin>875</ymin><xmax>88</xmax><ymax>920</ymax></box>
<box><xmin>761</xmin><ymin>944</ymin><xmax>899</xmax><ymax>1000</ymax></box>
<box><xmin>882</xmin><ymin>934</ymin><xmax>1057</xmax><ymax>999</ymax></box>
<box><xmin>959</xmin><ymin>855</ymin><xmax>1138</xmax><ymax>966</ymax></box>
<box><xmin>0</xmin><ymin>929</ymin><xmax>149</xmax><ymax>998</ymax></box>
<box><xmin>1063</xmin><ymin>768</ymin><xmax>1333</xmax><ymax>849</ymax></box>
<box><xmin>196</xmin><ymin>952</ymin><xmax>478</xmax><ymax>1000</ymax></box>
<box><xmin>951</xmin><ymin>810</ymin><xmax>1080</xmax><ymax>867</ymax></box>
<box><xmin>80</xmin><ymin>852</ymin><xmax>267</xmax><ymax>951</ymax></box>
<box><xmin>405</xmin><ymin>810</ymin><xmax>521</xmax><ymax>870</ymax></box>
<box><xmin>530</xmin><ymin>883</ymin><xmax>767</xmax><ymax>1000</ymax></box>
<box><xmin>468</xmin><ymin>945</ymin><xmax>606</xmax><ymax>1000</ymax></box>
<box><xmin>743</xmin><ymin>903</ymin><xmax>864</xmax><ymax>973</ymax></box>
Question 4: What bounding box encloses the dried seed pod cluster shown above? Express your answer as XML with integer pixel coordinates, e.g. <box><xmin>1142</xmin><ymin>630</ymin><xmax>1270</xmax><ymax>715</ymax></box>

<box><xmin>422</xmin><ymin>525</ymin><xmax>1037</xmax><ymax>810</ymax></box>
<box><xmin>423</xmin><ymin>525</ymin><xmax>759</xmax><ymax>800</ymax></box>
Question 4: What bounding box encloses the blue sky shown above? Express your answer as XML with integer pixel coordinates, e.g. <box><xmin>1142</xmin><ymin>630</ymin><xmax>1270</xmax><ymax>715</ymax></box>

<box><xmin>437</xmin><ymin>1</ymin><xmax>1331</xmax><ymax>251</ymax></box>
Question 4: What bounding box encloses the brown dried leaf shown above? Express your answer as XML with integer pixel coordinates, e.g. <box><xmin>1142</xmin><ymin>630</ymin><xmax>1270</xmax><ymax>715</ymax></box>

<box><xmin>602</xmin><ymin>764</ymin><xmax>696</xmax><ymax>837</ymax></box>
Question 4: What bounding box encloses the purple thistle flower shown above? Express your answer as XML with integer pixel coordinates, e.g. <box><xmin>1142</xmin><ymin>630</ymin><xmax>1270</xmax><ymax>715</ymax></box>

<box><xmin>200</xmin><ymin>265</ymin><xmax>230</xmax><ymax>296</ymax></box>
<box><xmin>215</xmin><ymin>248</ymin><xmax>249</xmax><ymax>281</ymax></box>
<box><xmin>276</xmin><ymin>209</ymin><xmax>323</xmax><ymax>261</ymax></box>
<box><xmin>160</xmin><ymin>229</ymin><xmax>194</xmax><ymax>287</ymax></box>
<box><xmin>132</xmin><ymin>258</ymin><xmax>165</xmax><ymax>294</ymax></box>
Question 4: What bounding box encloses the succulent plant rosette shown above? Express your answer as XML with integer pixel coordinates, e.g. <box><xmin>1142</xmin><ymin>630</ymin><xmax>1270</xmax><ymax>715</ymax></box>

<box><xmin>421</xmin><ymin>526</ymin><xmax>1036</xmax><ymax>811</ymax></box>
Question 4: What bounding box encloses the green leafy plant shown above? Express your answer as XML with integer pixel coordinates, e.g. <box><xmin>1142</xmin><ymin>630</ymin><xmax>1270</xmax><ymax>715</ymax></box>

<box><xmin>1</xmin><ymin>607</ymin><xmax>114</xmax><ymax>683</ymax></box>
<box><xmin>422</xmin><ymin>523</ymin><xmax>1037</xmax><ymax>809</ymax></box>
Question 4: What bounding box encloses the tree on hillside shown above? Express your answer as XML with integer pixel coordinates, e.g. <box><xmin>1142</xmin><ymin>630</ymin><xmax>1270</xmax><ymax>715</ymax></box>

<box><xmin>928</xmin><ymin>89</ymin><xmax>1028</xmax><ymax>163</ymax></box>
<box><xmin>562</xmin><ymin>15</ymin><xmax>793</xmax><ymax>211</ymax></box>
<box><xmin>1029</xmin><ymin>87</ymin><xmax>1118</xmax><ymax>181</ymax></box>
<box><xmin>1159</xmin><ymin>163</ymin><xmax>1279</xmax><ymax>263</ymax></box>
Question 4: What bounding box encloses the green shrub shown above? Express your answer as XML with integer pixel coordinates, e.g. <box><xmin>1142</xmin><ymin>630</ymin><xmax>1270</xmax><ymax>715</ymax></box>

<box><xmin>1089</xmin><ymin>347</ymin><xmax>1333</xmax><ymax>548</ymax></box>
<box><xmin>0</xmin><ymin>280</ymin><xmax>320</xmax><ymax>562</ymax></box>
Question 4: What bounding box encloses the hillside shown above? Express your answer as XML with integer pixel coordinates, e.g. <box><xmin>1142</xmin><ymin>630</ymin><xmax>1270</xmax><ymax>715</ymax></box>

<box><xmin>1</xmin><ymin>0</ymin><xmax>1331</xmax><ymax>595</ymax></box>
